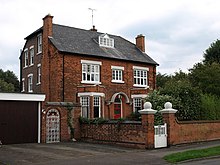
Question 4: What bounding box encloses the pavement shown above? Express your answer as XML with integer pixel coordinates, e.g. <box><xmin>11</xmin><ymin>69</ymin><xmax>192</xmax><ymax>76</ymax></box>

<box><xmin>0</xmin><ymin>140</ymin><xmax>220</xmax><ymax>165</ymax></box>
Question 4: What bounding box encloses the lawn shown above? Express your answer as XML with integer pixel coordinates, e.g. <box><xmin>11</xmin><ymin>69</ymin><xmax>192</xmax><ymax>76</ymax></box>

<box><xmin>163</xmin><ymin>145</ymin><xmax>220</xmax><ymax>163</ymax></box>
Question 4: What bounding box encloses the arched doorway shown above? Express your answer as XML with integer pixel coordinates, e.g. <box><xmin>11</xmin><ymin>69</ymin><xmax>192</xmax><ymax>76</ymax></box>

<box><xmin>46</xmin><ymin>109</ymin><xmax>60</xmax><ymax>143</ymax></box>
<box><xmin>114</xmin><ymin>95</ymin><xmax>122</xmax><ymax>119</ymax></box>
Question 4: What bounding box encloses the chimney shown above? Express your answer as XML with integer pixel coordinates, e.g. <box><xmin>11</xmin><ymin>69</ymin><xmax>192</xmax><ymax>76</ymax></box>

<box><xmin>90</xmin><ymin>25</ymin><xmax>97</xmax><ymax>32</ymax></box>
<box><xmin>136</xmin><ymin>34</ymin><xmax>145</xmax><ymax>52</ymax></box>
<box><xmin>43</xmin><ymin>13</ymin><xmax>53</xmax><ymax>37</ymax></box>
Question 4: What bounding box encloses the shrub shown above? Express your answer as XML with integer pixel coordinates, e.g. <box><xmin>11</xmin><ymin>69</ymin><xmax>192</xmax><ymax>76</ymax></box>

<box><xmin>200</xmin><ymin>94</ymin><xmax>220</xmax><ymax>120</ymax></box>
<box><xmin>145</xmin><ymin>90</ymin><xmax>180</xmax><ymax>125</ymax></box>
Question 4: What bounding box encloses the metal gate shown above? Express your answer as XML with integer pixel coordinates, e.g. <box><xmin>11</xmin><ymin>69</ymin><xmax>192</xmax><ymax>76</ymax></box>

<box><xmin>154</xmin><ymin>123</ymin><xmax>167</xmax><ymax>148</ymax></box>
<box><xmin>46</xmin><ymin>109</ymin><xmax>60</xmax><ymax>143</ymax></box>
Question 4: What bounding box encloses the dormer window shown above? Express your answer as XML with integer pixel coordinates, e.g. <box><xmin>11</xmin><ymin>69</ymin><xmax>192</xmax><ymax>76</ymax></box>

<box><xmin>99</xmin><ymin>34</ymin><xmax>114</xmax><ymax>48</ymax></box>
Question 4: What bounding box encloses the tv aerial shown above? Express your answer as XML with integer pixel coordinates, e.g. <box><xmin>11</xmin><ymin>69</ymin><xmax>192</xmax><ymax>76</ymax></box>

<box><xmin>88</xmin><ymin>8</ymin><xmax>96</xmax><ymax>27</ymax></box>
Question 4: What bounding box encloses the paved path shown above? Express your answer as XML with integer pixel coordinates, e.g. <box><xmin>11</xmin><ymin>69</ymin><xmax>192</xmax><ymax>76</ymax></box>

<box><xmin>0</xmin><ymin>140</ymin><xmax>220</xmax><ymax>165</ymax></box>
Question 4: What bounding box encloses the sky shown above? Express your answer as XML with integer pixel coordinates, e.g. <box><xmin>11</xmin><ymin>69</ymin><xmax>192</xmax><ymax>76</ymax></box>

<box><xmin>1</xmin><ymin>0</ymin><xmax>220</xmax><ymax>78</ymax></box>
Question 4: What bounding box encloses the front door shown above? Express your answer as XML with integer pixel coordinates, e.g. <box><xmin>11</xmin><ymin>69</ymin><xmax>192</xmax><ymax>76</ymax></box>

<box><xmin>114</xmin><ymin>95</ymin><xmax>122</xmax><ymax>119</ymax></box>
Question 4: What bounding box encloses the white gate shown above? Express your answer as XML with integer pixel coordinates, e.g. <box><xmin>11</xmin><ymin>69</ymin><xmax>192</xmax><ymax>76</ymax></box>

<box><xmin>154</xmin><ymin>123</ymin><xmax>167</xmax><ymax>148</ymax></box>
<box><xmin>46</xmin><ymin>109</ymin><xmax>60</xmax><ymax>143</ymax></box>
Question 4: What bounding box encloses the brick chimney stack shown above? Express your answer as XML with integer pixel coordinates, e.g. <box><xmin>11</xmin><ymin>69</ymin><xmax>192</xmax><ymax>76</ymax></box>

<box><xmin>42</xmin><ymin>14</ymin><xmax>53</xmax><ymax>102</ymax></box>
<box><xmin>43</xmin><ymin>13</ymin><xmax>53</xmax><ymax>37</ymax></box>
<box><xmin>136</xmin><ymin>34</ymin><xmax>145</xmax><ymax>52</ymax></box>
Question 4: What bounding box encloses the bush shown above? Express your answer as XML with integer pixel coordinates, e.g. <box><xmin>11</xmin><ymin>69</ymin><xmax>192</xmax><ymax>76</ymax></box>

<box><xmin>79</xmin><ymin>117</ymin><xmax>108</xmax><ymax>124</ymax></box>
<box><xmin>200</xmin><ymin>94</ymin><xmax>220</xmax><ymax>120</ymax></box>
<box><xmin>145</xmin><ymin>90</ymin><xmax>180</xmax><ymax>125</ymax></box>
<box><xmin>160</xmin><ymin>79</ymin><xmax>202</xmax><ymax>120</ymax></box>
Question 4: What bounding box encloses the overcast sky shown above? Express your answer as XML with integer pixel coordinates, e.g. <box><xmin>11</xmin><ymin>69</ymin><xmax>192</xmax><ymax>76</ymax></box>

<box><xmin>1</xmin><ymin>0</ymin><xmax>220</xmax><ymax>78</ymax></box>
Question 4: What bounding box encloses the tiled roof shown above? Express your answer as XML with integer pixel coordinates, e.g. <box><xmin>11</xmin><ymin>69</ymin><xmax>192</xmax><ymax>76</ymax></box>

<box><xmin>49</xmin><ymin>24</ymin><xmax>158</xmax><ymax>65</ymax></box>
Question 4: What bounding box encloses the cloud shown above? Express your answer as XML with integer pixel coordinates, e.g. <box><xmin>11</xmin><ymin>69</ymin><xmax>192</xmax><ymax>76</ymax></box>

<box><xmin>1</xmin><ymin>0</ymin><xmax>220</xmax><ymax>77</ymax></box>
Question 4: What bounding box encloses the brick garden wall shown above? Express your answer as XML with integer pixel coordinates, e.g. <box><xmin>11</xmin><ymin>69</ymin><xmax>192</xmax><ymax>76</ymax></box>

<box><xmin>80</xmin><ymin>121</ymin><xmax>146</xmax><ymax>148</ymax></box>
<box><xmin>170</xmin><ymin>119</ymin><xmax>220</xmax><ymax>145</ymax></box>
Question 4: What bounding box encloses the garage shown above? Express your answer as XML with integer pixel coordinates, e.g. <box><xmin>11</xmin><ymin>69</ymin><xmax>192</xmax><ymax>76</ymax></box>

<box><xmin>0</xmin><ymin>93</ymin><xmax>45</xmax><ymax>144</ymax></box>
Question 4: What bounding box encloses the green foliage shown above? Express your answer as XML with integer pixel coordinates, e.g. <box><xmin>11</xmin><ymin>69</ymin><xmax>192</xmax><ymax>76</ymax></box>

<box><xmin>0</xmin><ymin>79</ymin><xmax>15</xmax><ymax>92</ymax></box>
<box><xmin>161</xmin><ymin>78</ymin><xmax>202</xmax><ymax>120</ymax></box>
<box><xmin>156</xmin><ymin>72</ymin><xmax>171</xmax><ymax>89</ymax></box>
<box><xmin>127</xmin><ymin>112</ymin><xmax>141</xmax><ymax>121</ymax></box>
<box><xmin>189</xmin><ymin>62</ymin><xmax>220</xmax><ymax>97</ymax></box>
<box><xmin>65</xmin><ymin>104</ymin><xmax>74</xmax><ymax>139</ymax></box>
<box><xmin>200</xmin><ymin>94</ymin><xmax>220</xmax><ymax>120</ymax></box>
<box><xmin>145</xmin><ymin>90</ymin><xmax>180</xmax><ymax>124</ymax></box>
<box><xmin>0</xmin><ymin>69</ymin><xmax>19</xmax><ymax>92</ymax></box>
<box><xmin>79</xmin><ymin>117</ymin><xmax>108</xmax><ymax>125</ymax></box>
<box><xmin>203</xmin><ymin>39</ymin><xmax>220</xmax><ymax>64</ymax></box>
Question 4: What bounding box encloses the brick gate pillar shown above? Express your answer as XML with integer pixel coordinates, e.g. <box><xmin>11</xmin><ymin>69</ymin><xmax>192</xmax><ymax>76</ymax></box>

<box><xmin>160</xmin><ymin>102</ymin><xmax>178</xmax><ymax>146</ymax></box>
<box><xmin>139</xmin><ymin>102</ymin><xmax>157</xmax><ymax>149</ymax></box>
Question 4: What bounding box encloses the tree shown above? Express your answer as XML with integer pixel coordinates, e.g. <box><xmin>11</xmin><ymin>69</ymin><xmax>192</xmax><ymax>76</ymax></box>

<box><xmin>156</xmin><ymin>73</ymin><xmax>171</xmax><ymax>89</ymax></box>
<box><xmin>189</xmin><ymin>62</ymin><xmax>220</xmax><ymax>97</ymax></box>
<box><xmin>0</xmin><ymin>79</ymin><xmax>15</xmax><ymax>92</ymax></box>
<box><xmin>0</xmin><ymin>69</ymin><xmax>20</xmax><ymax>92</ymax></box>
<box><xmin>203</xmin><ymin>39</ymin><xmax>220</xmax><ymax>64</ymax></box>
<box><xmin>161</xmin><ymin>78</ymin><xmax>202</xmax><ymax>120</ymax></box>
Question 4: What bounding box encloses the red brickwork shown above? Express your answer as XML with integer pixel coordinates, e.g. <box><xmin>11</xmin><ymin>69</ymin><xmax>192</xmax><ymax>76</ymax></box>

<box><xmin>162</xmin><ymin>112</ymin><xmax>220</xmax><ymax>146</ymax></box>
<box><xmin>80</xmin><ymin>122</ymin><xmax>146</xmax><ymax>148</ymax></box>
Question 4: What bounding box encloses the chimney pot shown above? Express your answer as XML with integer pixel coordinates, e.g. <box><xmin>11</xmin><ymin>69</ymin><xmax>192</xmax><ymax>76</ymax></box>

<box><xmin>90</xmin><ymin>25</ymin><xmax>97</xmax><ymax>32</ymax></box>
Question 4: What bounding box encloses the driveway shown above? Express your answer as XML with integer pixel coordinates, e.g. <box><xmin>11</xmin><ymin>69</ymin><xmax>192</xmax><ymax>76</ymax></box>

<box><xmin>0</xmin><ymin>141</ymin><xmax>220</xmax><ymax>165</ymax></box>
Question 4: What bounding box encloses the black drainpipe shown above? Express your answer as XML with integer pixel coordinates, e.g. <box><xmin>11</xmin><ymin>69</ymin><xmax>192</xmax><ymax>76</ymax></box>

<box><xmin>62</xmin><ymin>54</ymin><xmax>65</xmax><ymax>102</ymax></box>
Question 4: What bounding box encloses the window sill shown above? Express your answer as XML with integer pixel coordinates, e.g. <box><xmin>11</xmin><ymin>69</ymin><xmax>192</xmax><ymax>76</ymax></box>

<box><xmin>37</xmin><ymin>52</ymin><xmax>42</xmax><ymax>55</ymax></box>
<box><xmin>133</xmin><ymin>85</ymin><xmax>149</xmax><ymax>88</ymax></box>
<box><xmin>111</xmin><ymin>80</ymin><xmax>124</xmax><ymax>84</ymax></box>
<box><xmin>81</xmin><ymin>81</ymin><xmax>101</xmax><ymax>85</ymax></box>
<box><xmin>29</xmin><ymin>64</ymin><xmax>34</xmax><ymax>67</ymax></box>
<box><xmin>23</xmin><ymin>66</ymin><xmax>28</xmax><ymax>69</ymax></box>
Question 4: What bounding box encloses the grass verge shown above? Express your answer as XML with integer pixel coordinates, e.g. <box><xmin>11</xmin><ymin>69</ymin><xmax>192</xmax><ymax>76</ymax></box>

<box><xmin>163</xmin><ymin>145</ymin><xmax>220</xmax><ymax>163</ymax></box>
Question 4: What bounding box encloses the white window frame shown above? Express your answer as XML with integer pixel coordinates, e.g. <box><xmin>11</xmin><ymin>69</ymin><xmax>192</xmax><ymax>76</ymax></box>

<box><xmin>28</xmin><ymin>74</ymin><xmax>33</xmax><ymax>93</ymax></box>
<box><xmin>21</xmin><ymin>78</ymin><xmax>25</xmax><ymax>92</ymax></box>
<box><xmin>93</xmin><ymin>96</ymin><xmax>101</xmax><ymax>118</ymax></box>
<box><xmin>24</xmin><ymin>48</ymin><xmax>28</xmax><ymax>68</ymax></box>
<box><xmin>131</xmin><ymin>94</ymin><xmax>147</xmax><ymax>113</ymax></box>
<box><xmin>81</xmin><ymin>60</ymin><xmax>102</xmax><ymax>84</ymax></box>
<box><xmin>111</xmin><ymin>66</ymin><xmax>124</xmax><ymax>83</ymax></box>
<box><xmin>37</xmin><ymin>34</ymin><xmax>42</xmax><ymax>54</ymax></box>
<box><xmin>29</xmin><ymin>46</ymin><xmax>34</xmax><ymax>66</ymax></box>
<box><xmin>99</xmin><ymin>34</ymin><xmax>114</xmax><ymax>48</ymax></box>
<box><xmin>37</xmin><ymin>64</ymin><xmax>41</xmax><ymax>85</ymax></box>
<box><xmin>80</xmin><ymin>96</ymin><xmax>90</xmax><ymax>118</ymax></box>
<box><xmin>133</xmin><ymin>66</ymin><xmax>149</xmax><ymax>88</ymax></box>
<box><xmin>133</xmin><ymin>97</ymin><xmax>143</xmax><ymax>113</ymax></box>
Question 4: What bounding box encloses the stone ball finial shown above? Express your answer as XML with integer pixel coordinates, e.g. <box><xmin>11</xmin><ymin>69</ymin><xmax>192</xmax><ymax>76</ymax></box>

<box><xmin>164</xmin><ymin>102</ymin><xmax>172</xmax><ymax>109</ymax></box>
<box><xmin>144</xmin><ymin>102</ymin><xmax>152</xmax><ymax>109</ymax></box>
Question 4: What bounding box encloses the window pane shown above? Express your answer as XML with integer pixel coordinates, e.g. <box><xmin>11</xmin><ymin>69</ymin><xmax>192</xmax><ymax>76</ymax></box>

<box><xmin>87</xmin><ymin>74</ymin><xmax>90</xmax><ymax>81</ymax></box>
<box><xmin>91</xmin><ymin>74</ymin><xmax>94</xmax><ymax>81</ymax></box>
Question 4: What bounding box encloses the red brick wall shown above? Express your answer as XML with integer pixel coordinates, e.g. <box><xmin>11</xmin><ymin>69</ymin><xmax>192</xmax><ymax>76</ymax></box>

<box><xmin>20</xmin><ymin>35</ymin><xmax>42</xmax><ymax>93</ymax></box>
<box><xmin>170</xmin><ymin>119</ymin><xmax>220</xmax><ymax>145</ymax></box>
<box><xmin>80</xmin><ymin>122</ymin><xmax>146</xmax><ymax>148</ymax></box>
<box><xmin>46</xmin><ymin>51</ymin><xmax>157</xmax><ymax>119</ymax></box>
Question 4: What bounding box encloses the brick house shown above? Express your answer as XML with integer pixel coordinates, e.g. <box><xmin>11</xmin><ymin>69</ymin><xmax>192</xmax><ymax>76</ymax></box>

<box><xmin>20</xmin><ymin>14</ymin><xmax>158</xmax><ymax>142</ymax></box>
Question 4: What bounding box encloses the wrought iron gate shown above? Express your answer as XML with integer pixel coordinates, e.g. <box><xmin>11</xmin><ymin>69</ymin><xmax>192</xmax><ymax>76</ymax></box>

<box><xmin>46</xmin><ymin>109</ymin><xmax>60</xmax><ymax>143</ymax></box>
